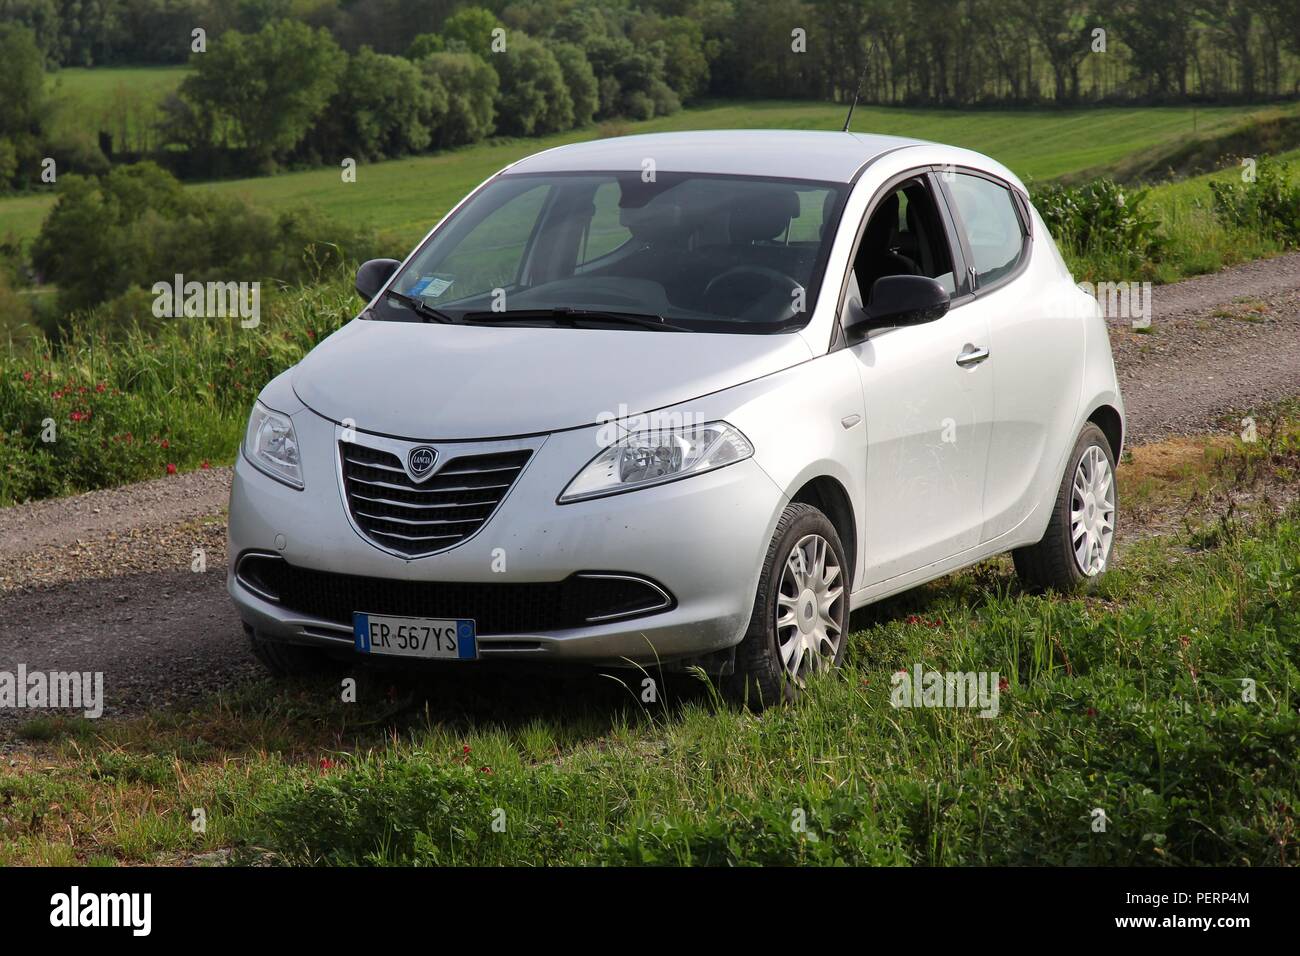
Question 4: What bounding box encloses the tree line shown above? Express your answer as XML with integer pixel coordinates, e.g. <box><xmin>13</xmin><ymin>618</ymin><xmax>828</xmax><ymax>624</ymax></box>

<box><xmin>5</xmin><ymin>0</ymin><xmax>1300</xmax><ymax>100</ymax></box>
<box><xmin>3</xmin><ymin>0</ymin><xmax>1300</xmax><ymax>191</ymax></box>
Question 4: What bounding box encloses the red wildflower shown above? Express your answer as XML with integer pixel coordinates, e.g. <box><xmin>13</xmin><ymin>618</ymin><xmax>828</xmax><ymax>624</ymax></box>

<box><xmin>166</xmin><ymin>463</ymin><xmax>177</xmax><ymax>475</ymax></box>
<box><xmin>22</xmin><ymin>371</ymin><xmax>32</xmax><ymax>382</ymax></box>
<box><xmin>479</xmin><ymin>766</ymin><xmax>492</xmax><ymax>774</ymax></box>
<box><xmin>1086</xmin><ymin>707</ymin><xmax>1097</xmax><ymax>718</ymax></box>
<box><xmin>95</xmin><ymin>382</ymin><xmax>106</xmax><ymax>393</ymax></box>
<box><xmin>319</xmin><ymin>758</ymin><xmax>336</xmax><ymax>771</ymax></box>
<box><xmin>200</xmin><ymin>460</ymin><xmax>210</xmax><ymax>469</ymax></box>
<box><xmin>462</xmin><ymin>745</ymin><xmax>471</xmax><ymax>755</ymax></box>
<box><xmin>998</xmin><ymin>676</ymin><xmax>1009</xmax><ymax>692</ymax></box>
<box><xmin>160</xmin><ymin>438</ymin><xmax>170</xmax><ymax>449</ymax></box>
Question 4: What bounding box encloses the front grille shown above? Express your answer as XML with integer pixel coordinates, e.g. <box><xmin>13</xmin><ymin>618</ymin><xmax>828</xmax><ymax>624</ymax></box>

<box><xmin>340</xmin><ymin>441</ymin><xmax>531</xmax><ymax>556</ymax></box>
<box><xmin>237</xmin><ymin>555</ymin><xmax>673</xmax><ymax>634</ymax></box>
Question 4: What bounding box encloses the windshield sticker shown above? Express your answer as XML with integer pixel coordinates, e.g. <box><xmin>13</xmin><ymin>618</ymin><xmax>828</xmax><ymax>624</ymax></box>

<box><xmin>409</xmin><ymin>275</ymin><xmax>453</xmax><ymax>299</ymax></box>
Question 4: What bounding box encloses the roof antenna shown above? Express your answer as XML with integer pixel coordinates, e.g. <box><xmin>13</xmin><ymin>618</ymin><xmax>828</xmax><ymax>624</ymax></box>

<box><xmin>842</xmin><ymin>43</ymin><xmax>877</xmax><ymax>132</ymax></box>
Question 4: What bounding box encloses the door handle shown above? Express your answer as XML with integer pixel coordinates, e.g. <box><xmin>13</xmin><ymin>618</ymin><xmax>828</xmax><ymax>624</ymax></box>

<box><xmin>955</xmin><ymin>345</ymin><xmax>990</xmax><ymax>367</ymax></box>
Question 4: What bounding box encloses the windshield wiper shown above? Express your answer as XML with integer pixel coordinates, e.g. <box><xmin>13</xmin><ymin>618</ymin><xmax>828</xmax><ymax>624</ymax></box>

<box><xmin>460</xmin><ymin>307</ymin><xmax>690</xmax><ymax>332</ymax></box>
<box><xmin>382</xmin><ymin>289</ymin><xmax>455</xmax><ymax>324</ymax></box>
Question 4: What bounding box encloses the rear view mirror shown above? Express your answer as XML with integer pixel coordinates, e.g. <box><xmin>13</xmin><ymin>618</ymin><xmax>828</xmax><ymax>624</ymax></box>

<box><xmin>355</xmin><ymin>258</ymin><xmax>401</xmax><ymax>302</ymax></box>
<box><xmin>844</xmin><ymin>275</ymin><xmax>950</xmax><ymax>337</ymax></box>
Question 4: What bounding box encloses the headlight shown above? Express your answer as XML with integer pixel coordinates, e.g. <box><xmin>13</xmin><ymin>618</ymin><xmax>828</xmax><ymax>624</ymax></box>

<box><xmin>559</xmin><ymin>421</ymin><xmax>753</xmax><ymax>503</ymax></box>
<box><xmin>243</xmin><ymin>401</ymin><xmax>303</xmax><ymax>489</ymax></box>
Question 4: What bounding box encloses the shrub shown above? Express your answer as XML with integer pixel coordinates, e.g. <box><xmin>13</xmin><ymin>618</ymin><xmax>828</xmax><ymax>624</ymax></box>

<box><xmin>1032</xmin><ymin>178</ymin><xmax>1164</xmax><ymax>273</ymax></box>
<box><xmin>30</xmin><ymin>162</ymin><xmax>381</xmax><ymax>316</ymax></box>
<box><xmin>0</xmin><ymin>275</ymin><xmax>356</xmax><ymax>504</ymax></box>
<box><xmin>1209</xmin><ymin>155</ymin><xmax>1300</xmax><ymax>246</ymax></box>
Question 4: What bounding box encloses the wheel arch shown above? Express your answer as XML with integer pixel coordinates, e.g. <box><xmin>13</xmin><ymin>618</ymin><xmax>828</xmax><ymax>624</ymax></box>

<box><xmin>789</xmin><ymin>475</ymin><xmax>857</xmax><ymax>586</ymax></box>
<box><xmin>1086</xmin><ymin>403</ymin><xmax>1124</xmax><ymax>461</ymax></box>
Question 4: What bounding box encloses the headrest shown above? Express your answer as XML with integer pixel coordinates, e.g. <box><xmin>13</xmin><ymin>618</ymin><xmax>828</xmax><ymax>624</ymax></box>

<box><xmin>728</xmin><ymin>188</ymin><xmax>800</xmax><ymax>242</ymax></box>
<box><xmin>619</xmin><ymin>202</ymin><xmax>683</xmax><ymax>242</ymax></box>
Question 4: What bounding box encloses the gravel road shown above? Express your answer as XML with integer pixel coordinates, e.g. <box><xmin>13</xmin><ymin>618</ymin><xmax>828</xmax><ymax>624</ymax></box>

<box><xmin>2</xmin><ymin>251</ymin><xmax>1298</xmax><ymax>730</ymax></box>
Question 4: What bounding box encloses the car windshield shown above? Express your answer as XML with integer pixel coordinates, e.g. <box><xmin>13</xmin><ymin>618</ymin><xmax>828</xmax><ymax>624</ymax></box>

<box><xmin>378</xmin><ymin>171</ymin><xmax>848</xmax><ymax>333</ymax></box>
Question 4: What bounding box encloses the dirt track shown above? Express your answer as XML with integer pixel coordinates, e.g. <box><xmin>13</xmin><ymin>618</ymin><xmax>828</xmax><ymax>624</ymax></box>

<box><xmin>2</xmin><ymin>251</ymin><xmax>1298</xmax><ymax>729</ymax></box>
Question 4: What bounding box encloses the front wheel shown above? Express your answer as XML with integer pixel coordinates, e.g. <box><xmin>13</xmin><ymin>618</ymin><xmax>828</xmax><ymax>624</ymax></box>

<box><xmin>1013</xmin><ymin>423</ymin><xmax>1118</xmax><ymax>592</ymax></box>
<box><xmin>725</xmin><ymin>502</ymin><xmax>849</xmax><ymax>709</ymax></box>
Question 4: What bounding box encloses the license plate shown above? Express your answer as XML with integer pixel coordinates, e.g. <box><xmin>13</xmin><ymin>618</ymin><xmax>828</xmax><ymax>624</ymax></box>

<box><xmin>353</xmin><ymin>613</ymin><xmax>477</xmax><ymax>660</ymax></box>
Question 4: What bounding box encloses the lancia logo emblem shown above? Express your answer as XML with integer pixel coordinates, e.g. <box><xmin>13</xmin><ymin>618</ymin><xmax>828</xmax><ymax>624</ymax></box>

<box><xmin>407</xmin><ymin>446</ymin><xmax>438</xmax><ymax>481</ymax></box>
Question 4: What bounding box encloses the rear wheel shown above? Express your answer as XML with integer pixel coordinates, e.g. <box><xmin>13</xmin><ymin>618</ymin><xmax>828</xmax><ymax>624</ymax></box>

<box><xmin>1013</xmin><ymin>423</ymin><xmax>1117</xmax><ymax>592</ymax></box>
<box><xmin>726</xmin><ymin>502</ymin><xmax>849</xmax><ymax>709</ymax></box>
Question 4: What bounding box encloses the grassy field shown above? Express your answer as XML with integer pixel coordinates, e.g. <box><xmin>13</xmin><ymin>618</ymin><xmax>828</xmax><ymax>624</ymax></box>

<box><xmin>45</xmin><ymin>66</ymin><xmax>189</xmax><ymax>155</ymax></box>
<box><xmin>2</xmin><ymin>426</ymin><xmax>1297</xmax><ymax>865</ymax></box>
<box><xmin>1</xmin><ymin>99</ymin><xmax>1282</xmax><ymax>246</ymax></box>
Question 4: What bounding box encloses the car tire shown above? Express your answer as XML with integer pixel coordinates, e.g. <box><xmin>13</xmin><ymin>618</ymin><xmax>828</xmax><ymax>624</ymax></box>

<box><xmin>1012</xmin><ymin>423</ymin><xmax>1117</xmax><ymax>593</ymax></box>
<box><xmin>249</xmin><ymin>629</ymin><xmax>337</xmax><ymax>677</ymax></box>
<box><xmin>725</xmin><ymin>502</ymin><xmax>850</xmax><ymax>710</ymax></box>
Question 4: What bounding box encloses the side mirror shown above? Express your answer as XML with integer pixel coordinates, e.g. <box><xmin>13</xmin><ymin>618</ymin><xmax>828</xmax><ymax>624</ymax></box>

<box><xmin>355</xmin><ymin>258</ymin><xmax>401</xmax><ymax>302</ymax></box>
<box><xmin>844</xmin><ymin>275</ymin><xmax>950</xmax><ymax>337</ymax></box>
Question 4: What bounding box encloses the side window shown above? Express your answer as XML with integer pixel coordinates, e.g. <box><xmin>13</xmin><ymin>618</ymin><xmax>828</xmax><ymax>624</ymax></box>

<box><xmin>946</xmin><ymin>173</ymin><xmax>1025</xmax><ymax>289</ymax></box>
<box><xmin>853</xmin><ymin>176</ymin><xmax>957</xmax><ymax>299</ymax></box>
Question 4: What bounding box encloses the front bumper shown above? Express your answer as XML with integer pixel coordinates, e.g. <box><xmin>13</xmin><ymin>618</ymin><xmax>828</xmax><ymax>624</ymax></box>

<box><xmin>227</xmin><ymin>407</ymin><xmax>787</xmax><ymax>666</ymax></box>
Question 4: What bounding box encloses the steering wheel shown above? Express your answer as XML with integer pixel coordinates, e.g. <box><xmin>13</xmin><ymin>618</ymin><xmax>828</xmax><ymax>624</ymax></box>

<box><xmin>702</xmin><ymin>265</ymin><xmax>804</xmax><ymax>324</ymax></box>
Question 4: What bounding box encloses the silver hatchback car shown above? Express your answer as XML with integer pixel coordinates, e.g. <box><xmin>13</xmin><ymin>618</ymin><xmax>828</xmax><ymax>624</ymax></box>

<box><xmin>228</xmin><ymin>130</ymin><xmax>1123</xmax><ymax>705</ymax></box>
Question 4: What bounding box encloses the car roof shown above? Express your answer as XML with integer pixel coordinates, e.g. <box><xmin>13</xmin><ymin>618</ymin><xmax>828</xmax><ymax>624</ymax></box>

<box><xmin>503</xmin><ymin>130</ymin><xmax>935</xmax><ymax>184</ymax></box>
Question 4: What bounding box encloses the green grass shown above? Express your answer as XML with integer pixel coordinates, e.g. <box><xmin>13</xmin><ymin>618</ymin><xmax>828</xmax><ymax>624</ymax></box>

<box><xmin>0</xmin><ymin>100</ymin><xmax>1272</xmax><ymax>246</ymax></box>
<box><xmin>3</xmin><ymin>497</ymin><xmax>1297</xmax><ymax>866</ymax></box>
<box><xmin>44</xmin><ymin>66</ymin><xmax>189</xmax><ymax>154</ymax></box>
<box><xmin>1062</xmin><ymin>148</ymin><xmax>1300</xmax><ymax>283</ymax></box>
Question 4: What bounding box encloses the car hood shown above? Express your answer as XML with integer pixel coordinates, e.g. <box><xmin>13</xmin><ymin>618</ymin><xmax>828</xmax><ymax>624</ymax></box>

<box><xmin>291</xmin><ymin>319</ymin><xmax>814</xmax><ymax>440</ymax></box>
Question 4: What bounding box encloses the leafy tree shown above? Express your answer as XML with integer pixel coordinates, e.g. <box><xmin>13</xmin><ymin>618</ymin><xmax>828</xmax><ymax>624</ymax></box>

<box><xmin>1014</xmin><ymin>0</ymin><xmax>1092</xmax><ymax>102</ymax></box>
<box><xmin>1111</xmin><ymin>0</ymin><xmax>1195</xmax><ymax>97</ymax></box>
<box><xmin>494</xmin><ymin>33</ymin><xmax>574</xmax><ymax>136</ymax></box>
<box><xmin>0</xmin><ymin>24</ymin><xmax>46</xmax><ymax>190</ymax></box>
<box><xmin>308</xmin><ymin>46</ymin><xmax>433</xmax><ymax>160</ymax></box>
<box><xmin>0</xmin><ymin>24</ymin><xmax>46</xmax><ymax>140</ymax></box>
<box><xmin>630</xmin><ymin>14</ymin><xmax>710</xmax><ymax>102</ymax></box>
<box><xmin>1196</xmin><ymin>0</ymin><xmax>1257</xmax><ymax>99</ymax></box>
<box><xmin>31</xmin><ymin>163</ymin><xmax>188</xmax><ymax>311</ymax></box>
<box><xmin>405</xmin><ymin>31</ymin><xmax>444</xmax><ymax>59</ymax></box>
<box><xmin>178</xmin><ymin>19</ymin><xmax>345</xmax><ymax>164</ymax></box>
<box><xmin>550</xmin><ymin>42</ymin><xmax>599</xmax><ymax>127</ymax></box>
<box><xmin>0</xmin><ymin>0</ymin><xmax>63</xmax><ymax>62</ymax></box>
<box><xmin>441</xmin><ymin>5</ymin><xmax>503</xmax><ymax>61</ymax></box>
<box><xmin>420</xmin><ymin>51</ymin><xmax>498</xmax><ymax>146</ymax></box>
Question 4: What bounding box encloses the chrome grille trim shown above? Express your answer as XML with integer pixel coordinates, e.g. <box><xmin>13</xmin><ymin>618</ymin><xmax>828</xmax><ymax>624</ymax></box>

<box><xmin>336</xmin><ymin>428</ymin><xmax>545</xmax><ymax>558</ymax></box>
